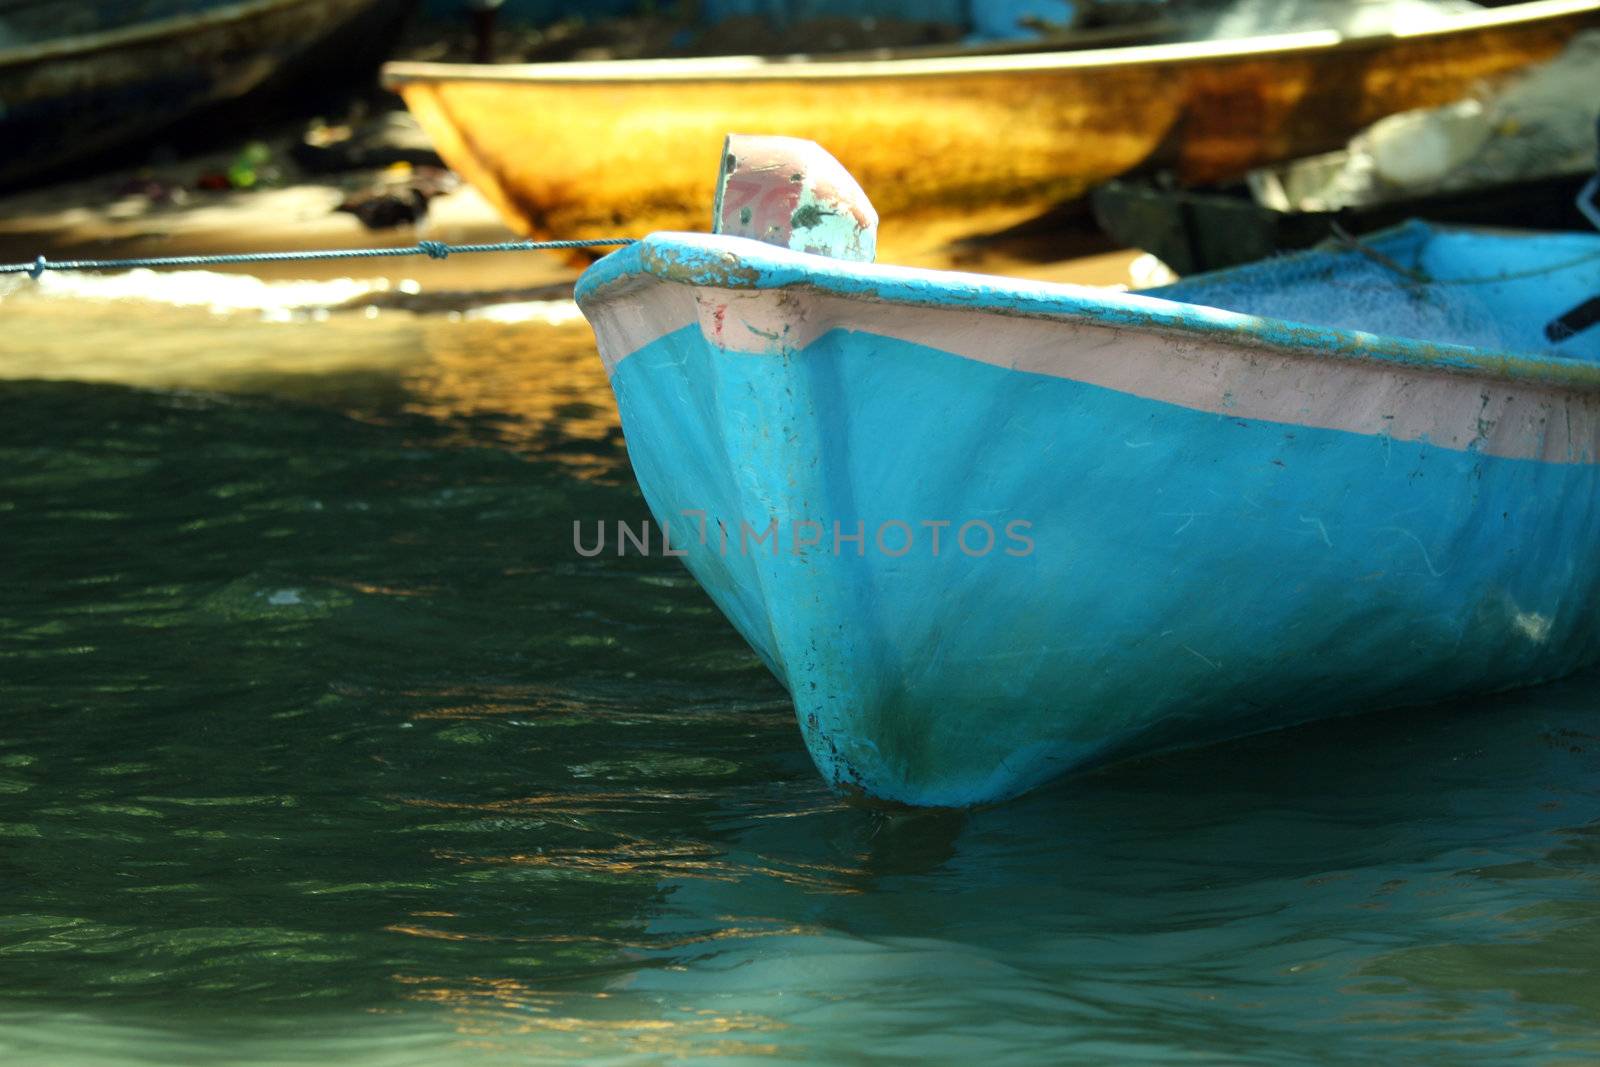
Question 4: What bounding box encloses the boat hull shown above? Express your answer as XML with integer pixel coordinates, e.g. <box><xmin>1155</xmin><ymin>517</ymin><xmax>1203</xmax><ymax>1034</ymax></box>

<box><xmin>577</xmin><ymin>230</ymin><xmax>1600</xmax><ymax>806</ymax></box>
<box><xmin>0</xmin><ymin>0</ymin><xmax>415</xmax><ymax>191</ymax></box>
<box><xmin>386</xmin><ymin>1</ymin><xmax>1600</xmax><ymax>257</ymax></box>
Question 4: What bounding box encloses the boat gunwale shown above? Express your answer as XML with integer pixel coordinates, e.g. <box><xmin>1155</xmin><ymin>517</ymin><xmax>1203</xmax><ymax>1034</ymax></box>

<box><xmin>0</xmin><ymin>0</ymin><xmax>365</xmax><ymax>70</ymax></box>
<box><xmin>574</xmin><ymin>230</ymin><xmax>1600</xmax><ymax>394</ymax></box>
<box><xmin>381</xmin><ymin>0</ymin><xmax>1599</xmax><ymax>86</ymax></box>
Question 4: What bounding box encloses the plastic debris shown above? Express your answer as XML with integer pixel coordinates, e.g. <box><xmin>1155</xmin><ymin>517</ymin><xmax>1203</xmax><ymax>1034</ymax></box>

<box><xmin>225</xmin><ymin>142</ymin><xmax>275</xmax><ymax>190</ymax></box>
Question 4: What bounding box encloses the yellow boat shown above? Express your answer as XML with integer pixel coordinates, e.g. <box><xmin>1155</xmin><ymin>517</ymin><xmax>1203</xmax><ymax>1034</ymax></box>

<box><xmin>384</xmin><ymin>0</ymin><xmax>1600</xmax><ymax>261</ymax></box>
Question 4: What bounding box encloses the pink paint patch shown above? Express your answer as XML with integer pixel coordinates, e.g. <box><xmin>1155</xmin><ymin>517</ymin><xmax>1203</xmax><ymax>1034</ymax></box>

<box><xmin>713</xmin><ymin>134</ymin><xmax>878</xmax><ymax>262</ymax></box>
<box><xmin>718</xmin><ymin>169</ymin><xmax>802</xmax><ymax>246</ymax></box>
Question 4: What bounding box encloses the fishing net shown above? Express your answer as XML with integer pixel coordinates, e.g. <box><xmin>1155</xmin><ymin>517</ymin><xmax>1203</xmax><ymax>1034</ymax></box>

<box><xmin>1173</xmin><ymin>0</ymin><xmax>1480</xmax><ymax>41</ymax></box>
<box><xmin>1159</xmin><ymin>257</ymin><xmax>1520</xmax><ymax>351</ymax></box>
<box><xmin>1150</xmin><ymin>225</ymin><xmax>1600</xmax><ymax>359</ymax></box>
<box><xmin>1253</xmin><ymin>31</ymin><xmax>1600</xmax><ymax>212</ymax></box>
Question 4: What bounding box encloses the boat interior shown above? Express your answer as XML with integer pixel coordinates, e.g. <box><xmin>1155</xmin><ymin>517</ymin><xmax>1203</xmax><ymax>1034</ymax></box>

<box><xmin>1150</xmin><ymin>222</ymin><xmax>1600</xmax><ymax>359</ymax></box>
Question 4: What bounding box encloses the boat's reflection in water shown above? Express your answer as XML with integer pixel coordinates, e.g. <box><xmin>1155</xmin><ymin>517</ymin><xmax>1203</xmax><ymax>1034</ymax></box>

<box><xmin>392</xmin><ymin>672</ymin><xmax>1600</xmax><ymax>1064</ymax></box>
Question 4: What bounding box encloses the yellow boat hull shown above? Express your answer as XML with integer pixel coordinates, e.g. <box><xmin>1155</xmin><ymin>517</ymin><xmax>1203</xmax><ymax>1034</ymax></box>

<box><xmin>384</xmin><ymin>1</ymin><xmax>1600</xmax><ymax>260</ymax></box>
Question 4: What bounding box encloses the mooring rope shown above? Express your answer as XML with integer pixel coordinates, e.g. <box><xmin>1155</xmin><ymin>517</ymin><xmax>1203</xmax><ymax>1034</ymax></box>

<box><xmin>0</xmin><ymin>238</ymin><xmax>636</xmax><ymax>279</ymax></box>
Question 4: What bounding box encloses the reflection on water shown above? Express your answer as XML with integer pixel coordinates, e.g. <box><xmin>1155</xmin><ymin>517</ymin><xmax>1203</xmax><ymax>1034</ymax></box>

<box><xmin>0</xmin><ymin>273</ymin><xmax>1597</xmax><ymax>1065</ymax></box>
<box><xmin>0</xmin><ymin>271</ymin><xmax>622</xmax><ymax>479</ymax></box>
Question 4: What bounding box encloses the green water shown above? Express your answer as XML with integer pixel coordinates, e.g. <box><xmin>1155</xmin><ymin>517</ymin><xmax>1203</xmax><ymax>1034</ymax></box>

<box><xmin>2</xmin><ymin>278</ymin><xmax>1599</xmax><ymax>1065</ymax></box>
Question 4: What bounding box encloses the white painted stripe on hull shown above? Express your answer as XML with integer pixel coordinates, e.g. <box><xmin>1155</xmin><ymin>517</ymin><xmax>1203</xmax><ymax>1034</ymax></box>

<box><xmin>586</xmin><ymin>279</ymin><xmax>1600</xmax><ymax>466</ymax></box>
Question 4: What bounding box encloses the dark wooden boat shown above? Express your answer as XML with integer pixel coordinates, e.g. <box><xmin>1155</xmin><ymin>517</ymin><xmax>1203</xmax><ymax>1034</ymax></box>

<box><xmin>1091</xmin><ymin>169</ymin><xmax>1596</xmax><ymax>274</ymax></box>
<box><xmin>0</xmin><ymin>0</ymin><xmax>416</xmax><ymax>191</ymax></box>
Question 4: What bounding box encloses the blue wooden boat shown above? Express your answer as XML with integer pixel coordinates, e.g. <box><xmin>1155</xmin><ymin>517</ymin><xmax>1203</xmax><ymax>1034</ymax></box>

<box><xmin>0</xmin><ymin>0</ymin><xmax>416</xmax><ymax>190</ymax></box>
<box><xmin>575</xmin><ymin>136</ymin><xmax>1600</xmax><ymax>807</ymax></box>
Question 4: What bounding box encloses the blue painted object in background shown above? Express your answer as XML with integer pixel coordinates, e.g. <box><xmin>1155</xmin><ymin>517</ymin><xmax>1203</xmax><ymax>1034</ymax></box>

<box><xmin>421</xmin><ymin>0</ymin><xmax>635</xmax><ymax>21</ymax></box>
<box><xmin>968</xmin><ymin>0</ymin><xmax>1075</xmax><ymax>39</ymax></box>
<box><xmin>578</xmin><ymin>223</ymin><xmax>1600</xmax><ymax>806</ymax></box>
<box><xmin>422</xmin><ymin>0</ymin><xmax>1027</xmax><ymax>32</ymax></box>
<box><xmin>699</xmin><ymin>0</ymin><xmax>966</xmax><ymax>23</ymax></box>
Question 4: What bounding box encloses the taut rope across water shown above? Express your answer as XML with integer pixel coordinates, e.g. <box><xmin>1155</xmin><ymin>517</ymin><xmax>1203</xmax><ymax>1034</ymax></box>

<box><xmin>0</xmin><ymin>238</ymin><xmax>637</xmax><ymax>279</ymax></box>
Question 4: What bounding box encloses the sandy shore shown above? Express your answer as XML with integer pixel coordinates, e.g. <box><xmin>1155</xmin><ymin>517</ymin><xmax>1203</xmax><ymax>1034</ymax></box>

<box><xmin>0</xmin><ymin>170</ymin><xmax>580</xmax><ymax>295</ymax></box>
<box><xmin>0</xmin><ymin>133</ymin><xmax>1151</xmax><ymax>305</ymax></box>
